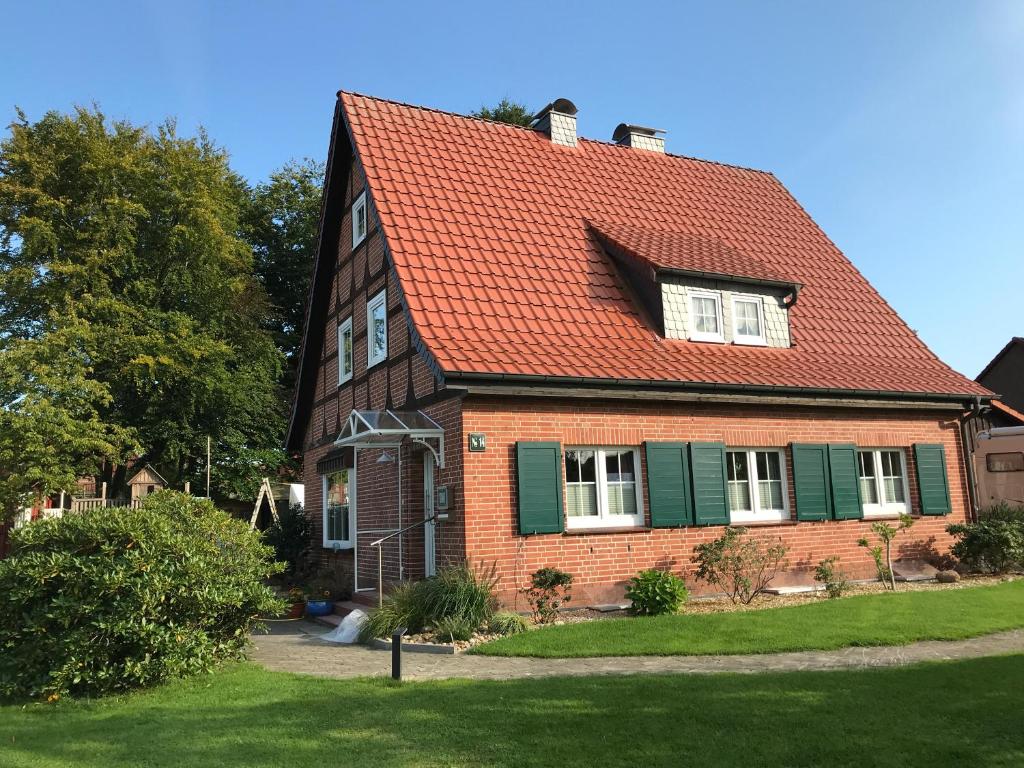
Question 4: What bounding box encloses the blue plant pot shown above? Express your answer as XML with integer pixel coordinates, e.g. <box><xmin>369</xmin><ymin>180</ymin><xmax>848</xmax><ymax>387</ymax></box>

<box><xmin>305</xmin><ymin>599</ymin><xmax>333</xmax><ymax>617</ymax></box>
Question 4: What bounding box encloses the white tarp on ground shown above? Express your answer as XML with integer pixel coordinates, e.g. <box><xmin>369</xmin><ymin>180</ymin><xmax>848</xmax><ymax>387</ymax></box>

<box><xmin>320</xmin><ymin>609</ymin><xmax>367</xmax><ymax>644</ymax></box>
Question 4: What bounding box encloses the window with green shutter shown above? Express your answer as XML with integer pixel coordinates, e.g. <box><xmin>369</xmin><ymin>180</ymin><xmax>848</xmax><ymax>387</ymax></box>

<box><xmin>791</xmin><ymin>443</ymin><xmax>832</xmax><ymax>521</ymax></box>
<box><xmin>828</xmin><ymin>444</ymin><xmax>863</xmax><ymax>520</ymax></box>
<box><xmin>645</xmin><ymin>442</ymin><xmax>693</xmax><ymax>527</ymax></box>
<box><xmin>690</xmin><ymin>442</ymin><xmax>729</xmax><ymax>526</ymax></box>
<box><xmin>914</xmin><ymin>443</ymin><xmax>952</xmax><ymax>515</ymax></box>
<box><xmin>516</xmin><ymin>442</ymin><xmax>564</xmax><ymax>534</ymax></box>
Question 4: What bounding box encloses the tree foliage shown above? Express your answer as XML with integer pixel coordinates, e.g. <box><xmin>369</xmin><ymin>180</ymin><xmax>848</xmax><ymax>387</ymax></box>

<box><xmin>243</xmin><ymin>158</ymin><xmax>324</xmax><ymax>384</ymax></box>
<box><xmin>471</xmin><ymin>98</ymin><xmax>534</xmax><ymax>127</ymax></box>
<box><xmin>0</xmin><ymin>106</ymin><xmax>286</xmax><ymax>501</ymax></box>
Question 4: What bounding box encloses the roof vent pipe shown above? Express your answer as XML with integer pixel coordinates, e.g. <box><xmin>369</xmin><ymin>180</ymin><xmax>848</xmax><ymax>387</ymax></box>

<box><xmin>531</xmin><ymin>98</ymin><xmax>578</xmax><ymax>147</ymax></box>
<box><xmin>613</xmin><ymin>123</ymin><xmax>666</xmax><ymax>153</ymax></box>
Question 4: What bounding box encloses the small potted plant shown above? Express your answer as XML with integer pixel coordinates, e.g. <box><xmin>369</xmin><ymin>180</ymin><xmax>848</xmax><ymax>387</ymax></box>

<box><xmin>285</xmin><ymin>587</ymin><xmax>306</xmax><ymax>619</ymax></box>
<box><xmin>303</xmin><ymin>573</ymin><xmax>336</xmax><ymax>617</ymax></box>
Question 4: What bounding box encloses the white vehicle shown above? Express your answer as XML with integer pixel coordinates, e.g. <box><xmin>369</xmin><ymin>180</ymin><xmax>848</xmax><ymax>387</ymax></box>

<box><xmin>974</xmin><ymin>426</ymin><xmax>1024</xmax><ymax>507</ymax></box>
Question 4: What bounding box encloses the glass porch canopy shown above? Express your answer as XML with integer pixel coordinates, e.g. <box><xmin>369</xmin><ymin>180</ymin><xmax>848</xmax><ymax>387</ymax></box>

<box><xmin>334</xmin><ymin>409</ymin><xmax>445</xmax><ymax>467</ymax></box>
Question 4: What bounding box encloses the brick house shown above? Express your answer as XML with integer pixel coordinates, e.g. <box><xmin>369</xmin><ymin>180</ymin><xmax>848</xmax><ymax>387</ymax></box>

<box><xmin>286</xmin><ymin>92</ymin><xmax>993</xmax><ymax>606</ymax></box>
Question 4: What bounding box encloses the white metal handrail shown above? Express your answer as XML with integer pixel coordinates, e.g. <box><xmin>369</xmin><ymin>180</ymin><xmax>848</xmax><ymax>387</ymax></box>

<box><xmin>369</xmin><ymin>514</ymin><xmax>437</xmax><ymax>607</ymax></box>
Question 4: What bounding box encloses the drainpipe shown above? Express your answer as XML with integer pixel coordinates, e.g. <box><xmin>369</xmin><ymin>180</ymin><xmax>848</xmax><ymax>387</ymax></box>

<box><xmin>960</xmin><ymin>396</ymin><xmax>983</xmax><ymax>522</ymax></box>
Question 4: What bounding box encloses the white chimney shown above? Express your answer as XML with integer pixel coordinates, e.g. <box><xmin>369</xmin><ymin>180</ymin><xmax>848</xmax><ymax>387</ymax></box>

<box><xmin>613</xmin><ymin>123</ymin><xmax>665</xmax><ymax>153</ymax></box>
<box><xmin>532</xmin><ymin>98</ymin><xmax>578</xmax><ymax>147</ymax></box>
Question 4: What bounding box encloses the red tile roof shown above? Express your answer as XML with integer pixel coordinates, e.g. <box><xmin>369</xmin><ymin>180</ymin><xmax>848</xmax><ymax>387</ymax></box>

<box><xmin>341</xmin><ymin>92</ymin><xmax>988</xmax><ymax>398</ymax></box>
<box><xmin>589</xmin><ymin>220</ymin><xmax>794</xmax><ymax>287</ymax></box>
<box><xmin>991</xmin><ymin>399</ymin><xmax>1024</xmax><ymax>424</ymax></box>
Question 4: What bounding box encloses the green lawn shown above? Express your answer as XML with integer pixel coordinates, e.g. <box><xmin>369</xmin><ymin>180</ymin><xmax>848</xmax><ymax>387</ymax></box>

<box><xmin>475</xmin><ymin>579</ymin><xmax>1024</xmax><ymax>658</ymax></box>
<box><xmin>3</xmin><ymin>657</ymin><xmax>1023</xmax><ymax>767</ymax></box>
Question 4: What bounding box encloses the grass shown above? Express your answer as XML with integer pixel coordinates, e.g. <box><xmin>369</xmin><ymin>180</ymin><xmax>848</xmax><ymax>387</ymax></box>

<box><xmin>2</xmin><ymin>657</ymin><xmax>1023</xmax><ymax>767</ymax></box>
<box><xmin>474</xmin><ymin>579</ymin><xmax>1024</xmax><ymax>658</ymax></box>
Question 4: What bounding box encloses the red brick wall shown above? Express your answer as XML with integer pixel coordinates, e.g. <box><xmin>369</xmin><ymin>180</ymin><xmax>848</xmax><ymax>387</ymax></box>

<box><xmin>461</xmin><ymin>397</ymin><xmax>969</xmax><ymax>609</ymax></box>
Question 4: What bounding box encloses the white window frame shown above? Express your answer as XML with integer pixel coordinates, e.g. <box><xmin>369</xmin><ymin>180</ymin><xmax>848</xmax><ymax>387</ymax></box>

<box><xmin>322</xmin><ymin>468</ymin><xmax>355</xmax><ymax>549</ymax></box>
<box><xmin>857</xmin><ymin>448</ymin><xmax>911</xmax><ymax>517</ymax></box>
<box><xmin>688</xmin><ymin>288</ymin><xmax>725</xmax><ymax>343</ymax></box>
<box><xmin>352</xmin><ymin>191</ymin><xmax>368</xmax><ymax>249</ymax></box>
<box><xmin>726</xmin><ymin>448</ymin><xmax>789</xmax><ymax>523</ymax></box>
<box><xmin>337</xmin><ymin>316</ymin><xmax>353</xmax><ymax>385</ymax></box>
<box><xmin>564</xmin><ymin>446</ymin><xmax>644</xmax><ymax>530</ymax></box>
<box><xmin>732</xmin><ymin>294</ymin><xmax>767</xmax><ymax>346</ymax></box>
<box><xmin>366</xmin><ymin>289</ymin><xmax>388</xmax><ymax>368</ymax></box>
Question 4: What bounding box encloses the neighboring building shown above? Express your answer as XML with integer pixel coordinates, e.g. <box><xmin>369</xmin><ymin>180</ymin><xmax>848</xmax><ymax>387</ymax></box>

<box><xmin>286</xmin><ymin>92</ymin><xmax>992</xmax><ymax>605</ymax></box>
<box><xmin>977</xmin><ymin>338</ymin><xmax>1024</xmax><ymax>414</ymax></box>
<box><xmin>126</xmin><ymin>464</ymin><xmax>167</xmax><ymax>504</ymax></box>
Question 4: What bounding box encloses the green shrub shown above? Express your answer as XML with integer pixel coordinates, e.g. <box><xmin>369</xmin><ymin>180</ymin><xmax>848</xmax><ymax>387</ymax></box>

<box><xmin>433</xmin><ymin>615</ymin><xmax>475</xmax><ymax>643</ymax></box>
<box><xmin>693</xmin><ymin>527</ymin><xmax>788</xmax><ymax>605</ymax></box>
<box><xmin>814</xmin><ymin>556</ymin><xmax>850</xmax><ymax>599</ymax></box>
<box><xmin>263</xmin><ymin>503</ymin><xmax>313</xmax><ymax>579</ymax></box>
<box><xmin>947</xmin><ymin>503</ymin><xmax>1024</xmax><ymax>574</ymax></box>
<box><xmin>358</xmin><ymin>582</ymin><xmax>424</xmax><ymax>642</ymax></box>
<box><xmin>0</xmin><ymin>491</ymin><xmax>283</xmax><ymax>700</ymax></box>
<box><xmin>625</xmin><ymin>569</ymin><xmax>688</xmax><ymax>615</ymax></box>
<box><xmin>415</xmin><ymin>561</ymin><xmax>498</xmax><ymax>630</ymax></box>
<box><xmin>359</xmin><ymin>561</ymin><xmax>498</xmax><ymax>641</ymax></box>
<box><xmin>523</xmin><ymin>567</ymin><xmax>574</xmax><ymax>623</ymax></box>
<box><xmin>487</xmin><ymin>611</ymin><xmax>529</xmax><ymax>635</ymax></box>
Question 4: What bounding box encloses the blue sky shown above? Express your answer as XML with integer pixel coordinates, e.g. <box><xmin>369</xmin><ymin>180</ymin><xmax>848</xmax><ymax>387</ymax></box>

<box><xmin>2</xmin><ymin>1</ymin><xmax>1021</xmax><ymax>379</ymax></box>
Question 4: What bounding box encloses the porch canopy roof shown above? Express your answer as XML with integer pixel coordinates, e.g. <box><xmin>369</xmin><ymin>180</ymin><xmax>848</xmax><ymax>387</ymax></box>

<box><xmin>334</xmin><ymin>409</ymin><xmax>445</xmax><ymax>466</ymax></box>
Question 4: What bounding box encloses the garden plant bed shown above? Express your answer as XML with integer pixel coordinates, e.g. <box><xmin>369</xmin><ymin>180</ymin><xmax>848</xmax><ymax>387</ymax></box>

<box><xmin>472</xmin><ymin>577</ymin><xmax>1024</xmax><ymax>658</ymax></box>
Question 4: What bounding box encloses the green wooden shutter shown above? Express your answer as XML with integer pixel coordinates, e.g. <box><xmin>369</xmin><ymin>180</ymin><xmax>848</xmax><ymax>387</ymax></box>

<box><xmin>516</xmin><ymin>442</ymin><xmax>564</xmax><ymax>534</ymax></box>
<box><xmin>791</xmin><ymin>443</ymin><xmax>832</xmax><ymax>521</ymax></box>
<box><xmin>828</xmin><ymin>444</ymin><xmax>863</xmax><ymax>520</ymax></box>
<box><xmin>690</xmin><ymin>442</ymin><xmax>729</xmax><ymax>526</ymax></box>
<box><xmin>914</xmin><ymin>443</ymin><xmax>951</xmax><ymax>515</ymax></box>
<box><xmin>645</xmin><ymin>442</ymin><xmax>693</xmax><ymax>527</ymax></box>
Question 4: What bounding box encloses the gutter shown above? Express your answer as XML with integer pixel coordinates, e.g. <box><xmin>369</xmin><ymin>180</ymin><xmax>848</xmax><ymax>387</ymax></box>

<box><xmin>444</xmin><ymin>370</ymin><xmax>987</xmax><ymax>406</ymax></box>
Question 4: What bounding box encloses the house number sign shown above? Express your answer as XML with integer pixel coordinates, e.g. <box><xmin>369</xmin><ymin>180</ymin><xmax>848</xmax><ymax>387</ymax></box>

<box><xmin>468</xmin><ymin>433</ymin><xmax>486</xmax><ymax>452</ymax></box>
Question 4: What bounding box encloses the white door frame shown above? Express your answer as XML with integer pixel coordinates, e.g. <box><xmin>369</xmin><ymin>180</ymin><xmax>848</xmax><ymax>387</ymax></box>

<box><xmin>424</xmin><ymin>451</ymin><xmax>436</xmax><ymax>578</ymax></box>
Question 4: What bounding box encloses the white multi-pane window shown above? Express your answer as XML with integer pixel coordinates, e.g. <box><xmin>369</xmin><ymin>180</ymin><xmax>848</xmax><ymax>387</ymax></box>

<box><xmin>323</xmin><ymin>468</ymin><xmax>354</xmax><ymax>548</ymax></box>
<box><xmin>337</xmin><ymin>316</ymin><xmax>353</xmax><ymax>385</ymax></box>
<box><xmin>732</xmin><ymin>295</ymin><xmax>766</xmax><ymax>345</ymax></box>
<box><xmin>726</xmin><ymin>449</ymin><xmax>788</xmax><ymax>523</ymax></box>
<box><xmin>564</xmin><ymin>447</ymin><xmax>643</xmax><ymax>529</ymax></box>
<box><xmin>857</xmin><ymin>449</ymin><xmax>909</xmax><ymax>516</ymax></box>
<box><xmin>352</xmin><ymin>192</ymin><xmax>368</xmax><ymax>248</ymax></box>
<box><xmin>366</xmin><ymin>290</ymin><xmax>387</xmax><ymax>367</ymax></box>
<box><xmin>688</xmin><ymin>289</ymin><xmax>724</xmax><ymax>343</ymax></box>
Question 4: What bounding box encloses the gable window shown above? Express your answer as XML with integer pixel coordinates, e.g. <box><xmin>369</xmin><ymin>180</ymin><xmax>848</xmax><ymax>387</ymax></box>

<box><xmin>337</xmin><ymin>317</ymin><xmax>353</xmax><ymax>385</ymax></box>
<box><xmin>726</xmin><ymin>449</ymin><xmax>788</xmax><ymax>523</ymax></box>
<box><xmin>323</xmin><ymin>468</ymin><xmax>354</xmax><ymax>548</ymax></box>
<box><xmin>689</xmin><ymin>289</ymin><xmax>724</xmax><ymax>343</ymax></box>
<box><xmin>732</xmin><ymin>295</ymin><xmax>766</xmax><ymax>345</ymax></box>
<box><xmin>857</xmin><ymin>449</ymin><xmax>909</xmax><ymax>516</ymax></box>
<box><xmin>564</xmin><ymin>447</ymin><xmax>643</xmax><ymax>529</ymax></box>
<box><xmin>352</xmin><ymin>192</ymin><xmax>368</xmax><ymax>248</ymax></box>
<box><xmin>366</xmin><ymin>290</ymin><xmax>388</xmax><ymax>367</ymax></box>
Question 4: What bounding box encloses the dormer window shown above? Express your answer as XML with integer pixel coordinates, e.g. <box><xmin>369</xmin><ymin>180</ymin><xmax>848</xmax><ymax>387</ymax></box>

<box><xmin>352</xmin><ymin>192</ymin><xmax>368</xmax><ymax>248</ymax></box>
<box><xmin>688</xmin><ymin>289</ymin><xmax>724</xmax><ymax>343</ymax></box>
<box><xmin>732</xmin><ymin>295</ymin><xmax>766</xmax><ymax>346</ymax></box>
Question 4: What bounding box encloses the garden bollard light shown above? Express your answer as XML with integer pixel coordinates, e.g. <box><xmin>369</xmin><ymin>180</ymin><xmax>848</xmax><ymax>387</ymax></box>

<box><xmin>392</xmin><ymin>626</ymin><xmax>407</xmax><ymax>680</ymax></box>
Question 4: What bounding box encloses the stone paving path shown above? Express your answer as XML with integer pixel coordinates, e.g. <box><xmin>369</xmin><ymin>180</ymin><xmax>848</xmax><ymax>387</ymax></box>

<box><xmin>250</xmin><ymin>621</ymin><xmax>1024</xmax><ymax>681</ymax></box>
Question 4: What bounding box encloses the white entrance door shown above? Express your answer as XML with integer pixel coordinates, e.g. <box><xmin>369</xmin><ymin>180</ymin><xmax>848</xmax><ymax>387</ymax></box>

<box><xmin>423</xmin><ymin>452</ymin><xmax>437</xmax><ymax>577</ymax></box>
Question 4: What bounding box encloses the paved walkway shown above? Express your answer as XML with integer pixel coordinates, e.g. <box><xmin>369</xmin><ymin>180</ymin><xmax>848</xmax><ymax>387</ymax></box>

<box><xmin>250</xmin><ymin>621</ymin><xmax>1024</xmax><ymax>681</ymax></box>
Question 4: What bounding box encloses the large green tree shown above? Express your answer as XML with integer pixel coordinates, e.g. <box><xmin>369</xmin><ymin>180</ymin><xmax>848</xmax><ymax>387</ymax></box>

<box><xmin>244</xmin><ymin>158</ymin><xmax>324</xmax><ymax>389</ymax></box>
<box><xmin>0</xmin><ymin>107</ymin><xmax>285</xmax><ymax>501</ymax></box>
<box><xmin>471</xmin><ymin>98</ymin><xmax>534</xmax><ymax>127</ymax></box>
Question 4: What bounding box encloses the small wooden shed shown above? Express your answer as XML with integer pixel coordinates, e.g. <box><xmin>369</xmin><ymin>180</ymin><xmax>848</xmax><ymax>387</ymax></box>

<box><xmin>127</xmin><ymin>464</ymin><xmax>167</xmax><ymax>503</ymax></box>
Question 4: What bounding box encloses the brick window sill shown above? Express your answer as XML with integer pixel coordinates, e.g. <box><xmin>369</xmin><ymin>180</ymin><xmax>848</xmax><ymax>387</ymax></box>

<box><xmin>732</xmin><ymin>519</ymin><xmax>799</xmax><ymax>528</ymax></box>
<box><xmin>563</xmin><ymin>526</ymin><xmax>652</xmax><ymax>536</ymax></box>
